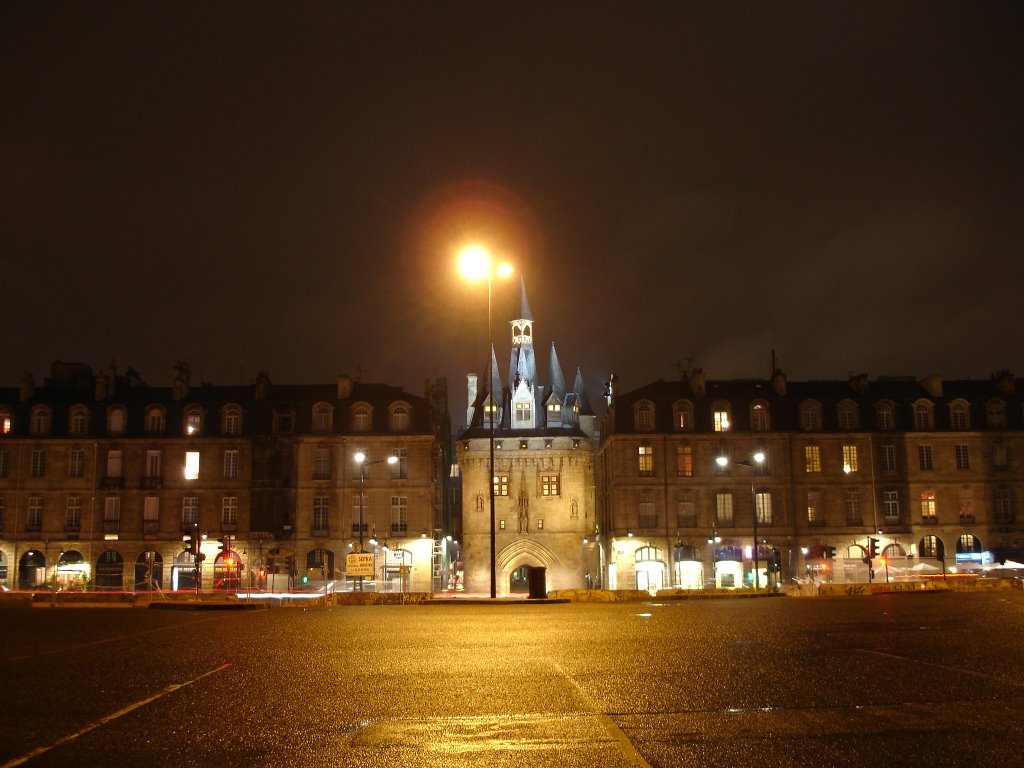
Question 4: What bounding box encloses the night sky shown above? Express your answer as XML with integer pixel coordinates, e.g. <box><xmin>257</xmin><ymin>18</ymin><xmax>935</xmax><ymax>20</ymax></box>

<box><xmin>3</xmin><ymin>2</ymin><xmax>1022</xmax><ymax>423</ymax></box>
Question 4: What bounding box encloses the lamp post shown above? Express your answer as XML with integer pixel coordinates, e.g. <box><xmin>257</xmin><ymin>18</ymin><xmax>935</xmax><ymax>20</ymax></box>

<box><xmin>459</xmin><ymin>245</ymin><xmax>513</xmax><ymax>599</ymax></box>
<box><xmin>354</xmin><ymin>451</ymin><xmax>397</xmax><ymax>592</ymax></box>
<box><xmin>716</xmin><ymin>451</ymin><xmax>766</xmax><ymax>589</ymax></box>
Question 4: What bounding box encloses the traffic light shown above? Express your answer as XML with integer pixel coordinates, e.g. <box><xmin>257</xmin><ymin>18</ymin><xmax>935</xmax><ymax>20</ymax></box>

<box><xmin>218</xmin><ymin>535</ymin><xmax>232</xmax><ymax>555</ymax></box>
<box><xmin>225</xmin><ymin>556</ymin><xmax>235</xmax><ymax>568</ymax></box>
<box><xmin>868</xmin><ymin>538</ymin><xmax>880</xmax><ymax>559</ymax></box>
<box><xmin>824</xmin><ymin>545</ymin><xmax>836</xmax><ymax>559</ymax></box>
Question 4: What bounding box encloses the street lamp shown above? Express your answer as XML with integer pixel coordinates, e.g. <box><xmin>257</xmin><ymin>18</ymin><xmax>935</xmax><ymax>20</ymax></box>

<box><xmin>354</xmin><ymin>451</ymin><xmax>398</xmax><ymax>592</ymax></box>
<box><xmin>458</xmin><ymin>244</ymin><xmax>513</xmax><ymax>599</ymax></box>
<box><xmin>716</xmin><ymin>451</ymin><xmax>766</xmax><ymax>589</ymax></box>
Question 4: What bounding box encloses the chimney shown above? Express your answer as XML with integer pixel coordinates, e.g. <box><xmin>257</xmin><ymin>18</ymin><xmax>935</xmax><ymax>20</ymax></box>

<box><xmin>255</xmin><ymin>370</ymin><xmax>272</xmax><ymax>400</ymax></box>
<box><xmin>467</xmin><ymin>373</ymin><xmax>478</xmax><ymax>425</ymax></box>
<box><xmin>688</xmin><ymin>368</ymin><xmax>706</xmax><ymax>398</ymax></box>
<box><xmin>94</xmin><ymin>373</ymin><xmax>108</xmax><ymax>401</ymax></box>
<box><xmin>918</xmin><ymin>374</ymin><xmax>943</xmax><ymax>398</ymax></box>
<box><xmin>172</xmin><ymin>361</ymin><xmax>191</xmax><ymax>401</ymax></box>
<box><xmin>848</xmin><ymin>373</ymin><xmax>869</xmax><ymax>397</ymax></box>
<box><xmin>337</xmin><ymin>374</ymin><xmax>353</xmax><ymax>399</ymax></box>
<box><xmin>19</xmin><ymin>371</ymin><xmax>35</xmax><ymax>401</ymax></box>
<box><xmin>772</xmin><ymin>369</ymin><xmax>787</xmax><ymax>396</ymax></box>
<box><xmin>992</xmin><ymin>369</ymin><xmax>1016</xmax><ymax>395</ymax></box>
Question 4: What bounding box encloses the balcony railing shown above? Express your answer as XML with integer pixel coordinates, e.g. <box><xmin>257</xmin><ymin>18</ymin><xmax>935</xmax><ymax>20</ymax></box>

<box><xmin>103</xmin><ymin>519</ymin><xmax>121</xmax><ymax>534</ymax></box>
<box><xmin>100</xmin><ymin>476</ymin><xmax>125</xmax><ymax>490</ymax></box>
<box><xmin>221</xmin><ymin>522</ymin><xmax>237</xmax><ymax>533</ymax></box>
<box><xmin>143</xmin><ymin>520</ymin><xmax>160</xmax><ymax>534</ymax></box>
<box><xmin>959</xmin><ymin>514</ymin><xmax>976</xmax><ymax>525</ymax></box>
<box><xmin>65</xmin><ymin>522</ymin><xmax>82</xmax><ymax>533</ymax></box>
<box><xmin>921</xmin><ymin>516</ymin><xmax>939</xmax><ymax>525</ymax></box>
<box><xmin>676</xmin><ymin>514</ymin><xmax>698</xmax><ymax>528</ymax></box>
<box><xmin>390</xmin><ymin>524</ymin><xmax>408</xmax><ymax>535</ymax></box>
<box><xmin>808</xmin><ymin>519</ymin><xmax>826</xmax><ymax>527</ymax></box>
<box><xmin>845</xmin><ymin>518</ymin><xmax>863</xmax><ymax>527</ymax></box>
<box><xmin>311</xmin><ymin>528</ymin><xmax>329</xmax><ymax>538</ymax></box>
<box><xmin>884</xmin><ymin>515</ymin><xmax>901</xmax><ymax>526</ymax></box>
<box><xmin>141</xmin><ymin>476</ymin><xmax>163</xmax><ymax>490</ymax></box>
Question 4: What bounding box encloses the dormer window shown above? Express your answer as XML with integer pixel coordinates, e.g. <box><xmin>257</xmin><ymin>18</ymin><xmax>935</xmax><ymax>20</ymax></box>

<box><xmin>352</xmin><ymin>404</ymin><xmax>372</xmax><ymax>432</ymax></box>
<box><xmin>634</xmin><ymin>401</ymin><xmax>654</xmax><ymax>431</ymax></box>
<box><xmin>313</xmin><ymin>403</ymin><xmax>333</xmax><ymax>433</ymax></box>
<box><xmin>712</xmin><ymin>401</ymin><xmax>732</xmax><ymax>432</ymax></box>
<box><xmin>69</xmin><ymin>406</ymin><xmax>89</xmax><ymax>436</ymax></box>
<box><xmin>146</xmin><ymin>406</ymin><xmax>165</xmax><ymax>435</ymax></box>
<box><xmin>107</xmin><ymin>405</ymin><xmax>126</xmax><ymax>436</ymax></box>
<box><xmin>185</xmin><ymin>407</ymin><xmax>202</xmax><ymax>436</ymax></box>
<box><xmin>390</xmin><ymin>403</ymin><xmax>411</xmax><ymax>432</ymax></box>
<box><xmin>31</xmin><ymin>406</ymin><xmax>52</xmax><ymax>436</ymax></box>
<box><xmin>223</xmin><ymin>405</ymin><xmax>242</xmax><ymax>436</ymax></box>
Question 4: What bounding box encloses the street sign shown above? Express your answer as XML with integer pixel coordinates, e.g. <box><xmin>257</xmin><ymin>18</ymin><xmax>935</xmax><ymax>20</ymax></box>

<box><xmin>346</xmin><ymin>553</ymin><xmax>374</xmax><ymax>577</ymax></box>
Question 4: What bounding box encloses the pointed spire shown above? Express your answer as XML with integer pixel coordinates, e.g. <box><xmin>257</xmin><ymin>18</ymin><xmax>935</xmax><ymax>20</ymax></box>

<box><xmin>574</xmin><ymin>367</ymin><xmax>594</xmax><ymax>415</ymax></box>
<box><xmin>488</xmin><ymin>344</ymin><xmax>503</xmax><ymax>400</ymax></box>
<box><xmin>547</xmin><ymin>343</ymin><xmax>566</xmax><ymax>401</ymax></box>
<box><xmin>519</xmin><ymin>275</ymin><xmax>533</xmax><ymax>321</ymax></box>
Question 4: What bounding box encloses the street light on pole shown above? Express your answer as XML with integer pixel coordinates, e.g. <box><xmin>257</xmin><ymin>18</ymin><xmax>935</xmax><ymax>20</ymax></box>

<box><xmin>459</xmin><ymin>244</ymin><xmax>513</xmax><ymax>599</ymax></box>
<box><xmin>354</xmin><ymin>451</ymin><xmax>398</xmax><ymax>592</ymax></box>
<box><xmin>716</xmin><ymin>451</ymin><xmax>766</xmax><ymax>589</ymax></box>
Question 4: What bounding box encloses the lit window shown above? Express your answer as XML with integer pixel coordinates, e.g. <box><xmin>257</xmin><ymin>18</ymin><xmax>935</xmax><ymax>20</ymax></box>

<box><xmin>958</xmin><ymin>490</ymin><xmax>974</xmax><ymax>520</ymax></box>
<box><xmin>186</xmin><ymin>409</ymin><xmax>202</xmax><ymax>436</ymax></box>
<box><xmin>920</xmin><ymin>491</ymin><xmax>937</xmax><ymax>519</ymax></box>
<box><xmin>516</xmin><ymin>402</ymin><xmax>532</xmax><ymax>422</ymax></box>
<box><xmin>751</xmin><ymin>403</ymin><xmax>769</xmax><ymax>431</ymax></box>
<box><xmin>541</xmin><ymin>474</ymin><xmax>560</xmax><ymax>496</ymax></box>
<box><xmin>676</xmin><ymin>445</ymin><xmax>693</xmax><ymax>477</ymax></box>
<box><xmin>842</xmin><ymin>445</ymin><xmax>858</xmax><ymax>473</ymax></box>
<box><xmin>806</xmin><ymin>491</ymin><xmax>821</xmax><ymax>524</ymax></box>
<box><xmin>804</xmin><ymin>445</ymin><xmax>821</xmax><ymax>473</ymax></box>
<box><xmin>675</xmin><ymin>401</ymin><xmax>693</xmax><ymax>431</ymax></box>
<box><xmin>638</xmin><ymin>445</ymin><xmax>654</xmax><ymax>476</ymax></box>
<box><xmin>0</xmin><ymin>411</ymin><xmax>11</xmax><ymax>434</ymax></box>
<box><xmin>713</xmin><ymin>409</ymin><xmax>730</xmax><ymax>432</ymax></box>
<box><xmin>184</xmin><ymin>451</ymin><xmax>200</xmax><ymax>480</ymax></box>
<box><xmin>494</xmin><ymin>474</ymin><xmax>509</xmax><ymax>497</ymax></box>
<box><xmin>716</xmin><ymin>492</ymin><xmax>733</xmax><ymax>525</ymax></box>
<box><xmin>755</xmin><ymin>491</ymin><xmax>772</xmax><ymax>525</ymax></box>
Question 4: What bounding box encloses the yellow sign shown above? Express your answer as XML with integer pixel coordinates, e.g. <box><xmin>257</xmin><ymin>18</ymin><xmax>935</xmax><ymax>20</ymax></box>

<box><xmin>346</xmin><ymin>553</ymin><xmax>375</xmax><ymax>577</ymax></box>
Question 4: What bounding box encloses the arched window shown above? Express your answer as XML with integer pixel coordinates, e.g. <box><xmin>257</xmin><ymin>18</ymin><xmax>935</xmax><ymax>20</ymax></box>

<box><xmin>750</xmin><ymin>401</ymin><xmax>770</xmax><ymax>432</ymax></box>
<box><xmin>30</xmin><ymin>406</ymin><xmax>52</xmax><ymax>436</ymax></box>
<box><xmin>95</xmin><ymin>549</ymin><xmax>125</xmax><ymax>590</ymax></box>
<box><xmin>633</xmin><ymin>400</ymin><xmax>654</xmax><ymax>431</ymax></box>
<box><xmin>635</xmin><ymin>546</ymin><xmax>662</xmax><ymax>563</ymax></box>
<box><xmin>957</xmin><ymin>534</ymin><xmax>981</xmax><ymax>555</ymax></box>
<box><xmin>146</xmin><ymin>406</ymin><xmax>165</xmax><ymax>435</ymax></box>
<box><xmin>673</xmin><ymin>400</ymin><xmax>693</xmax><ymax>431</ymax></box>
<box><xmin>223</xmin><ymin>405</ymin><xmax>242</xmax><ymax>436</ymax></box>
<box><xmin>352</xmin><ymin>404</ymin><xmax>372</xmax><ymax>432</ymax></box>
<box><xmin>986</xmin><ymin>399</ymin><xmax>1006</xmax><ymax>429</ymax></box>
<box><xmin>69</xmin><ymin>405</ymin><xmax>90</xmax><ymax>436</ymax></box>
<box><xmin>914</xmin><ymin>401</ymin><xmax>934</xmax><ymax>431</ymax></box>
<box><xmin>876</xmin><ymin>401</ymin><xmax>895</xmax><ymax>430</ymax></box>
<box><xmin>185</xmin><ymin>406</ymin><xmax>203</xmax><ymax>436</ymax></box>
<box><xmin>800</xmin><ymin>400</ymin><xmax>822</xmax><ymax>431</ymax></box>
<box><xmin>389</xmin><ymin>403</ymin><xmax>411</xmax><ymax>432</ymax></box>
<box><xmin>107</xmin><ymin>405</ymin><xmax>126</xmax><ymax>436</ymax></box>
<box><xmin>837</xmin><ymin>400</ymin><xmax>859</xmax><ymax>431</ymax></box>
<box><xmin>882</xmin><ymin>542</ymin><xmax>907</xmax><ymax>558</ymax></box>
<box><xmin>919</xmin><ymin>535</ymin><xmax>942</xmax><ymax>559</ymax></box>
<box><xmin>312</xmin><ymin>402</ymin><xmax>333</xmax><ymax>433</ymax></box>
<box><xmin>949</xmin><ymin>400</ymin><xmax>970</xmax><ymax>430</ymax></box>
<box><xmin>712</xmin><ymin>400</ymin><xmax>732</xmax><ymax>432</ymax></box>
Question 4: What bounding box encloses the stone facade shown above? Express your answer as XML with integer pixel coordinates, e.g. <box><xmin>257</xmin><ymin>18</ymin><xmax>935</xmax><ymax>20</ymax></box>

<box><xmin>457</xmin><ymin>279</ymin><xmax>598</xmax><ymax>594</ymax></box>
<box><xmin>598</xmin><ymin>369</ymin><xmax>1024</xmax><ymax>591</ymax></box>
<box><xmin>0</xmin><ymin>361</ymin><xmax>449</xmax><ymax>594</ymax></box>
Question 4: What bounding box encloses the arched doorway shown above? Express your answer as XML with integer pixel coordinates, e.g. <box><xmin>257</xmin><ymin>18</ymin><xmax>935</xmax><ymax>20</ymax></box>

<box><xmin>134</xmin><ymin>551</ymin><xmax>164</xmax><ymax>591</ymax></box>
<box><xmin>57</xmin><ymin>550</ymin><xmax>88</xmax><ymax>591</ymax></box>
<box><xmin>509</xmin><ymin>564</ymin><xmax>530</xmax><ymax>593</ymax></box>
<box><xmin>635</xmin><ymin>546</ymin><xmax>665</xmax><ymax>592</ymax></box>
<box><xmin>956</xmin><ymin>534</ymin><xmax>983</xmax><ymax>568</ymax></box>
<box><xmin>19</xmin><ymin>550</ymin><xmax>46</xmax><ymax>589</ymax></box>
<box><xmin>214</xmin><ymin>550</ymin><xmax>243</xmax><ymax>591</ymax></box>
<box><xmin>673</xmin><ymin>543</ymin><xmax>703</xmax><ymax>589</ymax></box>
<box><xmin>173</xmin><ymin>550</ymin><xmax>197</xmax><ymax>592</ymax></box>
<box><xmin>95</xmin><ymin>550</ymin><xmax>125</xmax><ymax>590</ymax></box>
<box><xmin>714</xmin><ymin>544</ymin><xmax>743</xmax><ymax>589</ymax></box>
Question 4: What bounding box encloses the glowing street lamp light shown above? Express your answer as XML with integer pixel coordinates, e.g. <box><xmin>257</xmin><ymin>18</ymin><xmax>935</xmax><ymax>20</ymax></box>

<box><xmin>458</xmin><ymin>243</ymin><xmax>513</xmax><ymax>599</ymax></box>
<box><xmin>716</xmin><ymin>451</ymin><xmax>766</xmax><ymax>589</ymax></box>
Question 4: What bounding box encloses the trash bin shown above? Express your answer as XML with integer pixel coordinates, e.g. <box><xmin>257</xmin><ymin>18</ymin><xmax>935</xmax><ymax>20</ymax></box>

<box><xmin>527</xmin><ymin>566</ymin><xmax>547</xmax><ymax>599</ymax></box>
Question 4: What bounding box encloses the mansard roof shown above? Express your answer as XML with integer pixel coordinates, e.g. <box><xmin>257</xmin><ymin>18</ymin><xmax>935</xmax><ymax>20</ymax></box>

<box><xmin>607</xmin><ymin>372</ymin><xmax>1024</xmax><ymax>434</ymax></box>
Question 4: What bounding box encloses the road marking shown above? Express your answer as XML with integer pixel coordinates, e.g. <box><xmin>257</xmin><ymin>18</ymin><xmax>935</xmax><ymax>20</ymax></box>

<box><xmin>549</xmin><ymin>661</ymin><xmax>653</xmax><ymax>767</ymax></box>
<box><xmin>0</xmin><ymin>663</ymin><xmax>231</xmax><ymax>768</ymax></box>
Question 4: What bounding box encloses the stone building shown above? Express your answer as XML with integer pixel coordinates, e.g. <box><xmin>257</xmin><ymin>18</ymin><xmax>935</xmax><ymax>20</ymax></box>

<box><xmin>598</xmin><ymin>369</ymin><xmax>1024</xmax><ymax>591</ymax></box>
<box><xmin>457</xmin><ymin>279</ymin><xmax>598</xmax><ymax>594</ymax></box>
<box><xmin>0</xmin><ymin>361</ymin><xmax>449</xmax><ymax>594</ymax></box>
